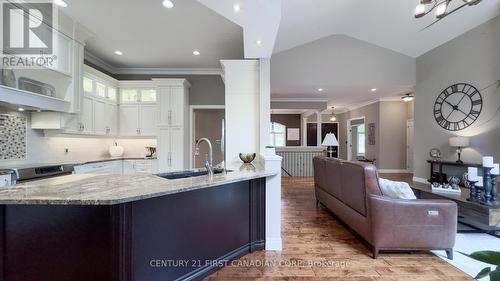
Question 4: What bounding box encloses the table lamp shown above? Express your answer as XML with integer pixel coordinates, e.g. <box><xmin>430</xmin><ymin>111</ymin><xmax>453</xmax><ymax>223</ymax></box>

<box><xmin>322</xmin><ymin>133</ymin><xmax>339</xmax><ymax>158</ymax></box>
<box><xmin>449</xmin><ymin>136</ymin><xmax>469</xmax><ymax>164</ymax></box>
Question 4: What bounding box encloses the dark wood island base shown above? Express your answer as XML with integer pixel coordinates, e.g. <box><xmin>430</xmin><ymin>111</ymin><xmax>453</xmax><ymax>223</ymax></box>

<box><xmin>0</xmin><ymin>178</ymin><xmax>266</xmax><ymax>281</ymax></box>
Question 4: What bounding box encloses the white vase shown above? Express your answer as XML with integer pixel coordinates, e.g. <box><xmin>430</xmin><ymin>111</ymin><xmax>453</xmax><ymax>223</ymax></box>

<box><xmin>109</xmin><ymin>145</ymin><xmax>124</xmax><ymax>157</ymax></box>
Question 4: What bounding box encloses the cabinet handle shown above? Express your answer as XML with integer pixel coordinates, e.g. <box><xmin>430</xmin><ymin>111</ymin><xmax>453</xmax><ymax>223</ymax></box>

<box><xmin>136</xmin><ymin>128</ymin><xmax>141</xmax><ymax>135</ymax></box>
<box><xmin>169</xmin><ymin>152</ymin><xmax>172</xmax><ymax>167</ymax></box>
<box><xmin>168</xmin><ymin>110</ymin><xmax>172</xmax><ymax>125</ymax></box>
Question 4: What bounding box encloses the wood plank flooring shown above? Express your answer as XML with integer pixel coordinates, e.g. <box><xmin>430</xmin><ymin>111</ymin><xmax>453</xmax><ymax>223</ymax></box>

<box><xmin>205</xmin><ymin>176</ymin><xmax>471</xmax><ymax>281</ymax></box>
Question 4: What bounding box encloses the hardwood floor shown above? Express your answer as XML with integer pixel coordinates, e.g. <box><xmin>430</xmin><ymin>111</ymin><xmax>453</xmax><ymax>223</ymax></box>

<box><xmin>205</xmin><ymin>176</ymin><xmax>472</xmax><ymax>281</ymax></box>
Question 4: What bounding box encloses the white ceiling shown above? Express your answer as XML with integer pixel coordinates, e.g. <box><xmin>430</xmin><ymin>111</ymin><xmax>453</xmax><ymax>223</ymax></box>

<box><xmin>274</xmin><ymin>0</ymin><xmax>500</xmax><ymax>57</ymax></box>
<box><xmin>62</xmin><ymin>0</ymin><xmax>244</xmax><ymax>68</ymax></box>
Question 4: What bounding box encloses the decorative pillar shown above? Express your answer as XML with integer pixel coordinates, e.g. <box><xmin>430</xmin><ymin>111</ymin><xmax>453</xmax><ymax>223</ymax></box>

<box><xmin>302</xmin><ymin>117</ymin><xmax>308</xmax><ymax>146</ymax></box>
<box><xmin>316</xmin><ymin>111</ymin><xmax>322</xmax><ymax>146</ymax></box>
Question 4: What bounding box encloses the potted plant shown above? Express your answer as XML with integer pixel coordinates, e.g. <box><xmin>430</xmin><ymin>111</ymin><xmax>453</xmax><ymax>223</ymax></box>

<box><xmin>460</xmin><ymin>251</ymin><xmax>500</xmax><ymax>280</ymax></box>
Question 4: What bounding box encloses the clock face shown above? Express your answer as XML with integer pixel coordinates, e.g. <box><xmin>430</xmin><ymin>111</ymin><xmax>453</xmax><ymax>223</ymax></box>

<box><xmin>434</xmin><ymin>83</ymin><xmax>482</xmax><ymax>131</ymax></box>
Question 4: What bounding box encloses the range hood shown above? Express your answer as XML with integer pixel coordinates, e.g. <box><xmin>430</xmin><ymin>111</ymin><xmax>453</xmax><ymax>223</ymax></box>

<box><xmin>0</xmin><ymin>85</ymin><xmax>70</xmax><ymax>112</ymax></box>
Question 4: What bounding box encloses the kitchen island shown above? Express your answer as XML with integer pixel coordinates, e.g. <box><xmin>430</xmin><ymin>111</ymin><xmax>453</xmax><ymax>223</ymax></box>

<box><xmin>0</xmin><ymin>164</ymin><xmax>276</xmax><ymax>281</ymax></box>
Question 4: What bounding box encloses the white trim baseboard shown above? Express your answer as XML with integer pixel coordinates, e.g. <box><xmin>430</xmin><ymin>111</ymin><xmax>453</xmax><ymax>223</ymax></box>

<box><xmin>413</xmin><ymin>176</ymin><xmax>428</xmax><ymax>184</ymax></box>
<box><xmin>378</xmin><ymin>169</ymin><xmax>410</xmax><ymax>173</ymax></box>
<box><xmin>265</xmin><ymin>237</ymin><xmax>283</xmax><ymax>251</ymax></box>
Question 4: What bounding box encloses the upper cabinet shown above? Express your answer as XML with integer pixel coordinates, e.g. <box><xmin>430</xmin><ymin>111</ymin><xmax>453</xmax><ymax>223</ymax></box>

<box><xmin>153</xmin><ymin>79</ymin><xmax>190</xmax><ymax>127</ymax></box>
<box><xmin>118</xmin><ymin>81</ymin><xmax>158</xmax><ymax>137</ymax></box>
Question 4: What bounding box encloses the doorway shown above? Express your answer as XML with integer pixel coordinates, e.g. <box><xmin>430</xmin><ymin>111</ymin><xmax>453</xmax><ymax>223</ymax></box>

<box><xmin>406</xmin><ymin>119</ymin><xmax>414</xmax><ymax>172</ymax></box>
<box><xmin>306</xmin><ymin>122</ymin><xmax>339</xmax><ymax>157</ymax></box>
<box><xmin>347</xmin><ymin>117</ymin><xmax>365</xmax><ymax>161</ymax></box>
<box><xmin>190</xmin><ymin>106</ymin><xmax>225</xmax><ymax>169</ymax></box>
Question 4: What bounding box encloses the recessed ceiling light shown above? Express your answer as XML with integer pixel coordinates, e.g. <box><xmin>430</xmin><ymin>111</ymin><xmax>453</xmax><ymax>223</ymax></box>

<box><xmin>54</xmin><ymin>0</ymin><xmax>68</xmax><ymax>7</ymax></box>
<box><xmin>18</xmin><ymin>107</ymin><xmax>25</xmax><ymax>112</ymax></box>
<box><xmin>233</xmin><ymin>4</ymin><xmax>241</xmax><ymax>12</ymax></box>
<box><xmin>162</xmin><ymin>0</ymin><xmax>174</xmax><ymax>8</ymax></box>
<box><xmin>371</xmin><ymin>88</ymin><xmax>377</xmax><ymax>92</ymax></box>
<box><xmin>318</xmin><ymin>88</ymin><xmax>324</xmax><ymax>92</ymax></box>
<box><xmin>114</xmin><ymin>51</ymin><xmax>123</xmax><ymax>56</ymax></box>
<box><xmin>193</xmin><ymin>50</ymin><xmax>200</xmax><ymax>56</ymax></box>
<box><xmin>256</xmin><ymin>40</ymin><xmax>262</xmax><ymax>45</ymax></box>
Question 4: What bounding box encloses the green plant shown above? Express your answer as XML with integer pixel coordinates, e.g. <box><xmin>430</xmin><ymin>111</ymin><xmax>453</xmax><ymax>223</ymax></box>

<box><xmin>459</xmin><ymin>251</ymin><xmax>500</xmax><ymax>280</ymax></box>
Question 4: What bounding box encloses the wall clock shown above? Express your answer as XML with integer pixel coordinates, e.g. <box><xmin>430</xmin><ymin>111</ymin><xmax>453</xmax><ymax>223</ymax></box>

<box><xmin>433</xmin><ymin>83</ymin><xmax>482</xmax><ymax>131</ymax></box>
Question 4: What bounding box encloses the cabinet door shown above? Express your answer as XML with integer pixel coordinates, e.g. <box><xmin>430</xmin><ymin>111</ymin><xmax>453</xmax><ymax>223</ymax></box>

<box><xmin>81</xmin><ymin>96</ymin><xmax>94</xmax><ymax>134</ymax></box>
<box><xmin>157</xmin><ymin>87</ymin><xmax>171</xmax><ymax>125</ymax></box>
<box><xmin>93</xmin><ymin>99</ymin><xmax>107</xmax><ymax>135</ymax></box>
<box><xmin>169</xmin><ymin>126</ymin><xmax>184</xmax><ymax>171</ymax></box>
<box><xmin>105</xmin><ymin>103</ymin><xmax>118</xmax><ymax>136</ymax></box>
<box><xmin>64</xmin><ymin>113</ymin><xmax>81</xmax><ymax>133</ymax></box>
<box><xmin>170</xmin><ymin>87</ymin><xmax>184</xmax><ymax>126</ymax></box>
<box><xmin>139</xmin><ymin>104</ymin><xmax>158</xmax><ymax>136</ymax></box>
<box><xmin>119</xmin><ymin>105</ymin><xmax>140</xmax><ymax>136</ymax></box>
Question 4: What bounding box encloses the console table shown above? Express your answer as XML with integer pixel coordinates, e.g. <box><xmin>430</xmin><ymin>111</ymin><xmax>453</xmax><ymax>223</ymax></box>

<box><xmin>427</xmin><ymin>160</ymin><xmax>482</xmax><ymax>184</ymax></box>
<box><xmin>410</xmin><ymin>181</ymin><xmax>500</xmax><ymax>237</ymax></box>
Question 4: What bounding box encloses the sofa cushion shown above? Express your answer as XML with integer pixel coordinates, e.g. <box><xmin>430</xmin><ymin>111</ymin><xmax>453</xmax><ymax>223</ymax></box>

<box><xmin>378</xmin><ymin>178</ymin><xmax>417</xmax><ymax>200</ymax></box>
<box><xmin>340</xmin><ymin>162</ymin><xmax>368</xmax><ymax>216</ymax></box>
<box><xmin>323</xmin><ymin>158</ymin><xmax>343</xmax><ymax>199</ymax></box>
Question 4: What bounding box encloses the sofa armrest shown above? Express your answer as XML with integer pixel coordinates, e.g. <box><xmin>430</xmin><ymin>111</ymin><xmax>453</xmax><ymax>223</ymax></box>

<box><xmin>368</xmin><ymin>194</ymin><xmax>457</xmax><ymax>249</ymax></box>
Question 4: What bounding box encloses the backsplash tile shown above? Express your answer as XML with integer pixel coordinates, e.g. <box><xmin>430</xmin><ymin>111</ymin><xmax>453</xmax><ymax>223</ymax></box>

<box><xmin>0</xmin><ymin>114</ymin><xmax>27</xmax><ymax>160</ymax></box>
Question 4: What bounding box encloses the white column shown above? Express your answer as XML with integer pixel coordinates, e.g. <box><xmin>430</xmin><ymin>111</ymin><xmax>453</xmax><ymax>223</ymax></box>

<box><xmin>221</xmin><ymin>60</ymin><xmax>260</xmax><ymax>168</ymax></box>
<box><xmin>259</xmin><ymin>58</ymin><xmax>271</xmax><ymax>154</ymax></box>
<box><xmin>316</xmin><ymin>111</ymin><xmax>322</xmax><ymax>146</ymax></box>
<box><xmin>302</xmin><ymin>117</ymin><xmax>308</xmax><ymax>146</ymax></box>
<box><xmin>263</xmin><ymin>154</ymin><xmax>282</xmax><ymax>251</ymax></box>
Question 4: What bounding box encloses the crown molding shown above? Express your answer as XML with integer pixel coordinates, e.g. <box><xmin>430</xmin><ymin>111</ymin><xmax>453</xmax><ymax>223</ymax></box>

<box><xmin>84</xmin><ymin>50</ymin><xmax>223</xmax><ymax>76</ymax></box>
<box><xmin>271</xmin><ymin>98</ymin><xmax>329</xmax><ymax>103</ymax></box>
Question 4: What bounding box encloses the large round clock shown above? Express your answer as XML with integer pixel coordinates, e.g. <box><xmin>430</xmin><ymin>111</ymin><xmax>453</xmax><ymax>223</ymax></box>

<box><xmin>433</xmin><ymin>83</ymin><xmax>483</xmax><ymax>131</ymax></box>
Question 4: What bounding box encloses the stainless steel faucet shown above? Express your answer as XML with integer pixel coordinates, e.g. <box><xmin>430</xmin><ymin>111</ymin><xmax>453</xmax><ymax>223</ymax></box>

<box><xmin>195</xmin><ymin>138</ymin><xmax>214</xmax><ymax>177</ymax></box>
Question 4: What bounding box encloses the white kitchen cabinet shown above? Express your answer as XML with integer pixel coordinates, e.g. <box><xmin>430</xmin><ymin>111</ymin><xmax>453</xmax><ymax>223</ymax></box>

<box><xmin>123</xmin><ymin>159</ymin><xmax>158</xmax><ymax>175</ymax></box>
<box><xmin>81</xmin><ymin>96</ymin><xmax>94</xmax><ymax>134</ymax></box>
<box><xmin>93</xmin><ymin>99</ymin><xmax>107</xmax><ymax>135</ymax></box>
<box><xmin>157</xmin><ymin>86</ymin><xmax>187</xmax><ymax>127</ymax></box>
<box><xmin>105</xmin><ymin>103</ymin><xmax>118</xmax><ymax>135</ymax></box>
<box><xmin>139</xmin><ymin>105</ymin><xmax>158</xmax><ymax>136</ymax></box>
<box><xmin>118</xmin><ymin>104</ymin><xmax>157</xmax><ymax>137</ymax></box>
<box><xmin>158</xmin><ymin>126</ymin><xmax>184</xmax><ymax>172</ymax></box>
<box><xmin>119</xmin><ymin>105</ymin><xmax>140</xmax><ymax>136</ymax></box>
<box><xmin>74</xmin><ymin>161</ymin><xmax>123</xmax><ymax>175</ymax></box>
<box><xmin>0</xmin><ymin>174</ymin><xmax>12</xmax><ymax>187</ymax></box>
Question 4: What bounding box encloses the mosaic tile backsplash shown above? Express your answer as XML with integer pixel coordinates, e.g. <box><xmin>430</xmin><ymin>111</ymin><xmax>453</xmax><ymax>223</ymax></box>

<box><xmin>0</xmin><ymin>114</ymin><xmax>27</xmax><ymax>160</ymax></box>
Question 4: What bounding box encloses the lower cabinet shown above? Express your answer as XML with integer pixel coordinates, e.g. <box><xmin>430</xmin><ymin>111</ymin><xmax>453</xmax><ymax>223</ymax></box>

<box><xmin>74</xmin><ymin>159</ymin><xmax>158</xmax><ymax>175</ymax></box>
<box><xmin>158</xmin><ymin>126</ymin><xmax>184</xmax><ymax>173</ymax></box>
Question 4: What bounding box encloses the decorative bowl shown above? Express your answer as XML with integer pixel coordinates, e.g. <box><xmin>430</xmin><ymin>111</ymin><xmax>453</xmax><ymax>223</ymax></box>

<box><xmin>239</xmin><ymin>153</ymin><xmax>256</xmax><ymax>164</ymax></box>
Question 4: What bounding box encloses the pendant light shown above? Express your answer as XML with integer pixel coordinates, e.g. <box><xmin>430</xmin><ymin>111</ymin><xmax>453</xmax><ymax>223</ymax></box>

<box><xmin>329</xmin><ymin>107</ymin><xmax>337</xmax><ymax>122</ymax></box>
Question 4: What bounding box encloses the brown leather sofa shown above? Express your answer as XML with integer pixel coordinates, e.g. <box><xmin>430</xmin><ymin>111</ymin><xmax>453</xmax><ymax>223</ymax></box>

<box><xmin>313</xmin><ymin>156</ymin><xmax>457</xmax><ymax>259</ymax></box>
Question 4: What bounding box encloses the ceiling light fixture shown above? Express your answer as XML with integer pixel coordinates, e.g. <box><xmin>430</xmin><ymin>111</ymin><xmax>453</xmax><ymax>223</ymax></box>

<box><xmin>402</xmin><ymin>93</ymin><xmax>415</xmax><ymax>102</ymax></box>
<box><xmin>329</xmin><ymin>107</ymin><xmax>337</xmax><ymax>122</ymax></box>
<box><xmin>18</xmin><ymin>107</ymin><xmax>25</xmax><ymax>112</ymax></box>
<box><xmin>256</xmin><ymin>40</ymin><xmax>262</xmax><ymax>45</ymax></box>
<box><xmin>162</xmin><ymin>0</ymin><xmax>174</xmax><ymax>9</ymax></box>
<box><xmin>193</xmin><ymin>50</ymin><xmax>201</xmax><ymax>56</ymax></box>
<box><xmin>414</xmin><ymin>0</ymin><xmax>482</xmax><ymax>20</ymax></box>
<box><xmin>114</xmin><ymin>51</ymin><xmax>123</xmax><ymax>56</ymax></box>
<box><xmin>371</xmin><ymin>88</ymin><xmax>377</xmax><ymax>92</ymax></box>
<box><xmin>54</xmin><ymin>0</ymin><xmax>68</xmax><ymax>7</ymax></box>
<box><xmin>233</xmin><ymin>4</ymin><xmax>241</xmax><ymax>12</ymax></box>
<box><xmin>317</xmin><ymin>88</ymin><xmax>324</xmax><ymax>92</ymax></box>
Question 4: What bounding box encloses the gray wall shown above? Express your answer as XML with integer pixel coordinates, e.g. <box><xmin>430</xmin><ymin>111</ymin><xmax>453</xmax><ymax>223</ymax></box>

<box><xmin>105</xmin><ymin>73</ymin><xmax>225</xmax><ymax>106</ymax></box>
<box><xmin>337</xmin><ymin>102</ymin><xmax>380</xmax><ymax>163</ymax></box>
<box><xmin>414</xmin><ymin>15</ymin><xmax>500</xmax><ymax>179</ymax></box>
<box><xmin>379</xmin><ymin>101</ymin><xmax>408</xmax><ymax>170</ymax></box>
<box><xmin>270</xmin><ymin>114</ymin><xmax>302</xmax><ymax>146</ymax></box>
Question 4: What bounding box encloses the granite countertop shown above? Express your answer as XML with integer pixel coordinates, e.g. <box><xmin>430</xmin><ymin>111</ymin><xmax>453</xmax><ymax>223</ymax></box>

<box><xmin>0</xmin><ymin>157</ymin><xmax>157</xmax><ymax>170</ymax></box>
<box><xmin>0</xmin><ymin>164</ymin><xmax>276</xmax><ymax>205</ymax></box>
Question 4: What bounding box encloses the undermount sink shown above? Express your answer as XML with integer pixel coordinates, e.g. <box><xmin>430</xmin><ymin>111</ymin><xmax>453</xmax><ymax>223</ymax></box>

<box><xmin>157</xmin><ymin>168</ymin><xmax>232</xmax><ymax>180</ymax></box>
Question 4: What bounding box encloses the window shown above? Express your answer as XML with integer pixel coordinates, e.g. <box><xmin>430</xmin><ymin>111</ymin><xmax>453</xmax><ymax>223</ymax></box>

<box><xmin>83</xmin><ymin>77</ymin><xmax>93</xmax><ymax>93</ymax></box>
<box><xmin>107</xmin><ymin>87</ymin><xmax>117</xmax><ymax>101</ymax></box>
<box><xmin>270</xmin><ymin>122</ymin><xmax>286</xmax><ymax>147</ymax></box>
<box><xmin>141</xmin><ymin>89</ymin><xmax>157</xmax><ymax>102</ymax></box>
<box><xmin>357</xmin><ymin>124</ymin><xmax>365</xmax><ymax>155</ymax></box>
<box><xmin>121</xmin><ymin>89</ymin><xmax>139</xmax><ymax>103</ymax></box>
<box><xmin>95</xmin><ymin>82</ymin><xmax>106</xmax><ymax>98</ymax></box>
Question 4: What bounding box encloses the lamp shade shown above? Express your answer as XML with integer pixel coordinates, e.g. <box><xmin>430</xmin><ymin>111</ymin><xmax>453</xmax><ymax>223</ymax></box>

<box><xmin>322</xmin><ymin>133</ymin><xmax>339</xmax><ymax>147</ymax></box>
<box><xmin>449</xmin><ymin>136</ymin><xmax>469</xmax><ymax>147</ymax></box>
